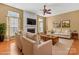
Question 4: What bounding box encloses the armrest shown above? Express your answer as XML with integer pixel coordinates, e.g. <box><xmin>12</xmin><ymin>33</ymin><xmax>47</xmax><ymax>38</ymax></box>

<box><xmin>33</xmin><ymin>40</ymin><xmax>52</xmax><ymax>55</ymax></box>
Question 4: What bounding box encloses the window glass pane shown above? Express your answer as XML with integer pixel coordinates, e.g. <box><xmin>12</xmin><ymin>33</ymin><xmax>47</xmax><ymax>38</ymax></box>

<box><xmin>9</xmin><ymin>18</ymin><xmax>18</xmax><ymax>27</ymax></box>
<box><xmin>38</xmin><ymin>18</ymin><xmax>43</xmax><ymax>33</ymax></box>
<box><xmin>9</xmin><ymin>17</ymin><xmax>18</xmax><ymax>36</ymax></box>
<box><xmin>8</xmin><ymin>11</ymin><xmax>19</xmax><ymax>17</ymax></box>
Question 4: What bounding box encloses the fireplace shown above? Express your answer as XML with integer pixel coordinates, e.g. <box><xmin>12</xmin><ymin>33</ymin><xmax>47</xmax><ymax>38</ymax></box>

<box><xmin>27</xmin><ymin>28</ymin><xmax>35</xmax><ymax>33</ymax></box>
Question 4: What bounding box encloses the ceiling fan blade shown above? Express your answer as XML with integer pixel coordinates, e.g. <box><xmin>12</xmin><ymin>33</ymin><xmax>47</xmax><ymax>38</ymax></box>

<box><xmin>46</xmin><ymin>11</ymin><xmax>51</xmax><ymax>14</ymax></box>
<box><xmin>48</xmin><ymin>9</ymin><xmax>51</xmax><ymax>11</ymax></box>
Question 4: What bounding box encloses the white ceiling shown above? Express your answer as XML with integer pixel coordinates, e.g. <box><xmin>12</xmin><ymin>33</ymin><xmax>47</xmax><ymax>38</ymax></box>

<box><xmin>4</xmin><ymin>3</ymin><xmax>79</xmax><ymax>16</ymax></box>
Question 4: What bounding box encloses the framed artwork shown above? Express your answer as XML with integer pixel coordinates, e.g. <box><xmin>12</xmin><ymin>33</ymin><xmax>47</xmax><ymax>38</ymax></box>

<box><xmin>53</xmin><ymin>21</ymin><xmax>61</xmax><ymax>28</ymax></box>
<box><xmin>62</xmin><ymin>20</ymin><xmax>70</xmax><ymax>28</ymax></box>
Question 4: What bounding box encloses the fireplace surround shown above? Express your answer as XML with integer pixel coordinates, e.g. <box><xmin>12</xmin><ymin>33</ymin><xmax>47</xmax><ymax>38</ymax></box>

<box><xmin>27</xmin><ymin>28</ymin><xmax>35</xmax><ymax>33</ymax></box>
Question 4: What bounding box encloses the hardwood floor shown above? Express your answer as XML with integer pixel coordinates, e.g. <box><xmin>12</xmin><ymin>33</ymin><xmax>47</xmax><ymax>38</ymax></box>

<box><xmin>0</xmin><ymin>39</ymin><xmax>79</xmax><ymax>55</ymax></box>
<box><xmin>0</xmin><ymin>39</ymin><xmax>17</xmax><ymax>55</ymax></box>
<box><xmin>0</xmin><ymin>40</ymin><xmax>10</xmax><ymax>55</ymax></box>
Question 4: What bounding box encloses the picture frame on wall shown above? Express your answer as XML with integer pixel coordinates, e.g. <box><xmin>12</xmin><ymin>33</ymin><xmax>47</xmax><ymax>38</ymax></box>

<box><xmin>62</xmin><ymin>20</ymin><xmax>70</xmax><ymax>28</ymax></box>
<box><xmin>53</xmin><ymin>21</ymin><xmax>61</xmax><ymax>28</ymax></box>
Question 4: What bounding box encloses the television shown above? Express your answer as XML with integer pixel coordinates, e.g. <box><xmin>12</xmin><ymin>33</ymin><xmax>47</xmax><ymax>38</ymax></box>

<box><xmin>27</xmin><ymin>18</ymin><xmax>36</xmax><ymax>25</ymax></box>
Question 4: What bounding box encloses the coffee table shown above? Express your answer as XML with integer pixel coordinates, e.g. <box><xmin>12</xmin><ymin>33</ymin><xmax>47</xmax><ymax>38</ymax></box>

<box><xmin>40</xmin><ymin>35</ymin><xmax>59</xmax><ymax>45</ymax></box>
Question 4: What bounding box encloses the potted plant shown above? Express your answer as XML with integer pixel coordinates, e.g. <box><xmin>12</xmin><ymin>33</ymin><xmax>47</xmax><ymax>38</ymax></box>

<box><xmin>0</xmin><ymin>23</ymin><xmax>6</xmax><ymax>42</ymax></box>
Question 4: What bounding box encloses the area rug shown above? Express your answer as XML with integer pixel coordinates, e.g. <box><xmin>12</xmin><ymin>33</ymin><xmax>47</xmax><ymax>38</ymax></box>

<box><xmin>52</xmin><ymin>38</ymin><xmax>73</xmax><ymax>55</ymax></box>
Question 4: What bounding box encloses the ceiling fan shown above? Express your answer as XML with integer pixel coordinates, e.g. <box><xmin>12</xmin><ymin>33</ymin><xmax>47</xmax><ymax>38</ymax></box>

<box><xmin>41</xmin><ymin>5</ymin><xmax>52</xmax><ymax>15</ymax></box>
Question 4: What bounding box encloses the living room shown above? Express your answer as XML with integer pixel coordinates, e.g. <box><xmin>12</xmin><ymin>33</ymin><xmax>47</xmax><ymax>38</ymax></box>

<box><xmin>0</xmin><ymin>3</ymin><xmax>79</xmax><ymax>55</ymax></box>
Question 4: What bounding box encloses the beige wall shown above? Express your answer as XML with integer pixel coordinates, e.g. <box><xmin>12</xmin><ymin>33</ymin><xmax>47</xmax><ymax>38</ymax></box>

<box><xmin>46</xmin><ymin>17</ymin><xmax>53</xmax><ymax>33</ymax></box>
<box><xmin>46</xmin><ymin>10</ymin><xmax>79</xmax><ymax>33</ymax></box>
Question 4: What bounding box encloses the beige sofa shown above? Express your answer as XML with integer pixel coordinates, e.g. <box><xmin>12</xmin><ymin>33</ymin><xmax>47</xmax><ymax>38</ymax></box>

<box><xmin>33</xmin><ymin>40</ymin><xmax>52</xmax><ymax>55</ymax></box>
<box><xmin>15</xmin><ymin>32</ymin><xmax>52</xmax><ymax>55</ymax></box>
<box><xmin>51</xmin><ymin>29</ymin><xmax>71</xmax><ymax>39</ymax></box>
<box><xmin>21</xmin><ymin>36</ymin><xmax>36</xmax><ymax>55</ymax></box>
<box><xmin>15</xmin><ymin>32</ymin><xmax>23</xmax><ymax>54</ymax></box>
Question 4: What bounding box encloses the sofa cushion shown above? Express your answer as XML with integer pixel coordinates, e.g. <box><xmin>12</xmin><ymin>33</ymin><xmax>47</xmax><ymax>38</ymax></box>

<box><xmin>26</xmin><ymin>32</ymin><xmax>37</xmax><ymax>41</ymax></box>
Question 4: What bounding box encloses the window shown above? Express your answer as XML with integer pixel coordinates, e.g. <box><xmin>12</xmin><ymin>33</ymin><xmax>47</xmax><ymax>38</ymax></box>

<box><xmin>9</xmin><ymin>17</ymin><xmax>18</xmax><ymax>36</ymax></box>
<box><xmin>7</xmin><ymin>11</ymin><xmax>19</xmax><ymax>38</ymax></box>
<box><xmin>38</xmin><ymin>18</ymin><xmax>44</xmax><ymax>33</ymax></box>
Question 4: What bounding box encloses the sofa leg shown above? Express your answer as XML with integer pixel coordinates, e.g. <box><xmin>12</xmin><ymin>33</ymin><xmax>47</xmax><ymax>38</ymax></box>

<box><xmin>20</xmin><ymin>49</ymin><xmax>24</xmax><ymax>55</ymax></box>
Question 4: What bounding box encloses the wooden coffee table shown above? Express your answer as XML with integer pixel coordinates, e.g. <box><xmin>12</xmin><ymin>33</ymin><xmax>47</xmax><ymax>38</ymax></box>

<box><xmin>40</xmin><ymin>35</ymin><xmax>59</xmax><ymax>45</ymax></box>
<box><xmin>50</xmin><ymin>36</ymin><xmax>59</xmax><ymax>45</ymax></box>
